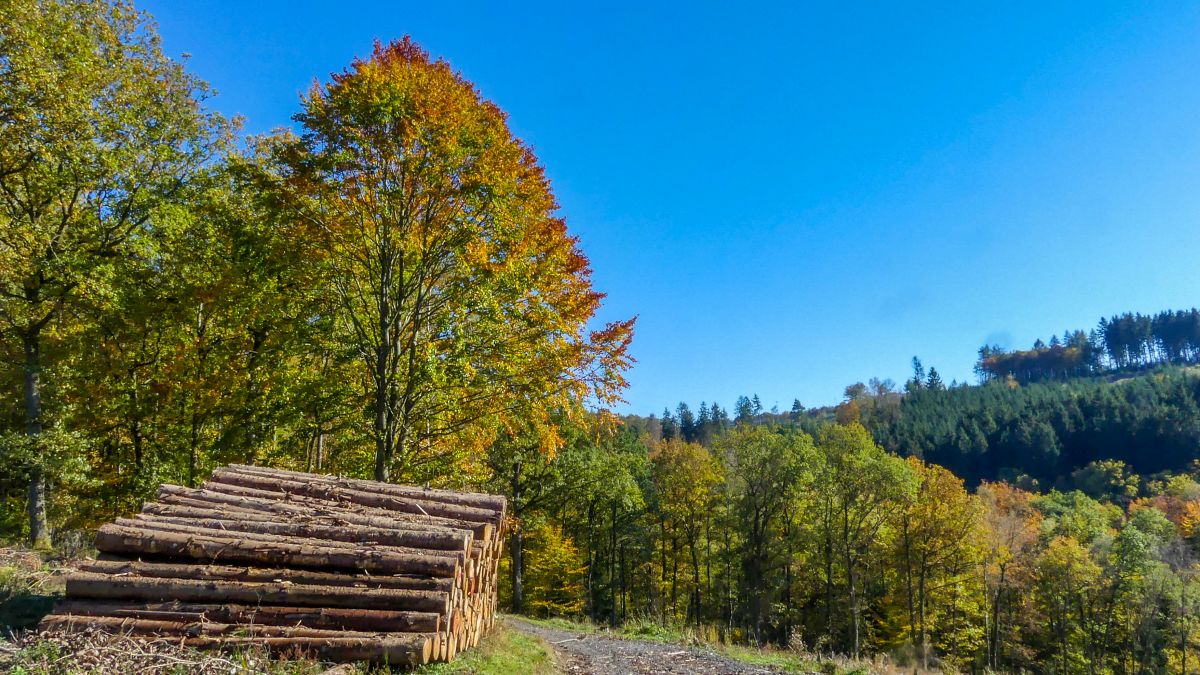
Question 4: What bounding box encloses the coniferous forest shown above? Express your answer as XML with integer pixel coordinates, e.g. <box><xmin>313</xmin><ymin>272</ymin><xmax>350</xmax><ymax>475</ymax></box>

<box><xmin>3</xmin><ymin>2</ymin><xmax>1200</xmax><ymax>673</ymax></box>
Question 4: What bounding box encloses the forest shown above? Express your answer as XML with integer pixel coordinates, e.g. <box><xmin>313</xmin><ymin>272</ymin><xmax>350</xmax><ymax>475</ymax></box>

<box><xmin>3</xmin><ymin>1</ymin><xmax>1200</xmax><ymax>673</ymax></box>
<box><xmin>499</xmin><ymin>417</ymin><xmax>1200</xmax><ymax>673</ymax></box>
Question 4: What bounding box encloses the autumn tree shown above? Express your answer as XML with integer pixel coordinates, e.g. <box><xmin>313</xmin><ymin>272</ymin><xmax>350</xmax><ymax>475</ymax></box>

<box><xmin>1034</xmin><ymin>535</ymin><xmax>1103</xmax><ymax>673</ymax></box>
<box><xmin>977</xmin><ymin>481</ymin><xmax>1042</xmax><ymax>670</ymax></box>
<box><xmin>519</xmin><ymin>520</ymin><xmax>587</xmax><ymax>617</ymax></box>
<box><xmin>266</xmin><ymin>38</ymin><xmax>633</xmax><ymax>481</ymax></box>
<box><xmin>892</xmin><ymin>457</ymin><xmax>984</xmax><ymax>668</ymax></box>
<box><xmin>815</xmin><ymin>422</ymin><xmax>916</xmax><ymax>657</ymax></box>
<box><xmin>0</xmin><ymin>0</ymin><xmax>229</xmax><ymax>546</ymax></box>
<box><xmin>652</xmin><ymin>438</ymin><xmax>722</xmax><ymax>625</ymax></box>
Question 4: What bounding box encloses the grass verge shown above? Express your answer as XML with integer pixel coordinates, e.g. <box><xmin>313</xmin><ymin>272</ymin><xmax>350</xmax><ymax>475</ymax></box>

<box><xmin>415</xmin><ymin>624</ymin><xmax>557</xmax><ymax>675</ymax></box>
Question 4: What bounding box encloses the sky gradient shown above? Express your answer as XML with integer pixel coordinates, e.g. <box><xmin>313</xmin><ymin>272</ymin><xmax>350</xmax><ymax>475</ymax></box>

<box><xmin>141</xmin><ymin>1</ymin><xmax>1200</xmax><ymax>415</ymax></box>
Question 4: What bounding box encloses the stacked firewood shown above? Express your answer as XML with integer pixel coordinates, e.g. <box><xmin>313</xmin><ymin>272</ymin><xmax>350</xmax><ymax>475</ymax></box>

<box><xmin>39</xmin><ymin>464</ymin><xmax>507</xmax><ymax>666</ymax></box>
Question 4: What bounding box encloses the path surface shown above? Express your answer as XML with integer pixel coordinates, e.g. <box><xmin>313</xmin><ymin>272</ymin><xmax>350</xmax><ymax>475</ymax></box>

<box><xmin>506</xmin><ymin>618</ymin><xmax>786</xmax><ymax>675</ymax></box>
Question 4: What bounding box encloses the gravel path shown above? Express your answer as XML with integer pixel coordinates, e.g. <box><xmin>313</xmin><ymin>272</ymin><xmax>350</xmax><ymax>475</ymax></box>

<box><xmin>506</xmin><ymin>618</ymin><xmax>784</xmax><ymax>675</ymax></box>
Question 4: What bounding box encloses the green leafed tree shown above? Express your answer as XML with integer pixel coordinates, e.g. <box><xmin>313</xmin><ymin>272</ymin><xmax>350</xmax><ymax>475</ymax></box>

<box><xmin>0</xmin><ymin>0</ymin><xmax>230</xmax><ymax>546</ymax></box>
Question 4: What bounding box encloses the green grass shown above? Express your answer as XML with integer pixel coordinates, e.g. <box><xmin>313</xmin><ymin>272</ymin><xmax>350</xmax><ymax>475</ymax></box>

<box><xmin>415</xmin><ymin>625</ymin><xmax>557</xmax><ymax>675</ymax></box>
<box><xmin>0</xmin><ymin>555</ymin><xmax>63</xmax><ymax>632</ymax></box>
<box><xmin>716</xmin><ymin>643</ymin><xmax>829</xmax><ymax>674</ymax></box>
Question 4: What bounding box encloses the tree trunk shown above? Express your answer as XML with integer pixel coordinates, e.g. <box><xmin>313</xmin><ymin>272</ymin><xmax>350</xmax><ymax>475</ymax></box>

<box><xmin>823</xmin><ymin>495</ymin><xmax>834</xmax><ymax>641</ymax></box>
<box><xmin>902</xmin><ymin>518</ymin><xmax>917</xmax><ymax>659</ymax></box>
<box><xmin>372</xmin><ymin>252</ymin><xmax>395</xmax><ymax>483</ymax></box>
<box><xmin>688</xmin><ymin>534</ymin><xmax>701</xmax><ymax>627</ymax></box>
<box><xmin>918</xmin><ymin>557</ymin><xmax>928</xmax><ymax>669</ymax></box>
<box><xmin>510</xmin><ymin>528</ymin><xmax>524</xmax><ymax>614</ymax></box>
<box><xmin>610</xmin><ymin>502</ymin><xmax>619</xmax><ymax>625</ymax></box>
<box><xmin>988</xmin><ymin>564</ymin><xmax>1008</xmax><ymax>670</ymax></box>
<box><xmin>586</xmin><ymin>500</ymin><xmax>596</xmax><ymax>619</ymax></box>
<box><xmin>187</xmin><ymin>412</ymin><xmax>201</xmax><ymax>488</ymax></box>
<box><xmin>24</xmin><ymin>332</ymin><xmax>50</xmax><ymax>549</ymax></box>
<box><xmin>620</xmin><ymin>539</ymin><xmax>627</xmax><ymax>622</ymax></box>
<box><xmin>373</xmin><ymin>382</ymin><xmax>390</xmax><ymax>482</ymax></box>
<box><xmin>509</xmin><ymin>460</ymin><xmax>524</xmax><ymax>614</ymax></box>
<box><xmin>843</xmin><ymin>505</ymin><xmax>860</xmax><ymax>658</ymax></box>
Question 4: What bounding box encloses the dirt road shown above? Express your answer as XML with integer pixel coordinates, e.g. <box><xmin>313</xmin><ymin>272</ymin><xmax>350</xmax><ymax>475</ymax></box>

<box><xmin>506</xmin><ymin>618</ymin><xmax>788</xmax><ymax>675</ymax></box>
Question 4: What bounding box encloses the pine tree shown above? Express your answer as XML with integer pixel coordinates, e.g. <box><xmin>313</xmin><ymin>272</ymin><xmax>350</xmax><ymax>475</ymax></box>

<box><xmin>677</xmin><ymin>403</ymin><xmax>697</xmax><ymax>442</ymax></box>
<box><xmin>926</xmin><ymin>368</ymin><xmax>945</xmax><ymax>391</ymax></box>
<box><xmin>735</xmin><ymin>396</ymin><xmax>754</xmax><ymax>424</ymax></box>
<box><xmin>661</xmin><ymin>408</ymin><xmax>678</xmax><ymax>441</ymax></box>
<box><xmin>907</xmin><ymin>357</ymin><xmax>927</xmax><ymax>393</ymax></box>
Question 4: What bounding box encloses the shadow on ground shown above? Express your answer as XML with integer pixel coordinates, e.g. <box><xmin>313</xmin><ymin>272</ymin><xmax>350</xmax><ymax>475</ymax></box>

<box><xmin>1</xmin><ymin>548</ymin><xmax>64</xmax><ymax>633</ymax></box>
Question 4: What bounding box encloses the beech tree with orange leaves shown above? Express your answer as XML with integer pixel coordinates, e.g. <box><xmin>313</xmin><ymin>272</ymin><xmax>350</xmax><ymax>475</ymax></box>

<box><xmin>265</xmin><ymin>39</ymin><xmax>634</xmax><ymax>482</ymax></box>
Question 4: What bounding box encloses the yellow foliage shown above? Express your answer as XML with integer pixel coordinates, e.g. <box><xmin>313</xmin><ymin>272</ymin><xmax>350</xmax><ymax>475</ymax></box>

<box><xmin>524</xmin><ymin>521</ymin><xmax>587</xmax><ymax>617</ymax></box>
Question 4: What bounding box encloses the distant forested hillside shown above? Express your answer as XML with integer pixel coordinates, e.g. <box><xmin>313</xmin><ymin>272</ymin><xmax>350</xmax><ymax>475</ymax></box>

<box><xmin>871</xmin><ymin>369</ymin><xmax>1200</xmax><ymax>488</ymax></box>
<box><xmin>641</xmin><ymin>307</ymin><xmax>1200</xmax><ymax>489</ymax></box>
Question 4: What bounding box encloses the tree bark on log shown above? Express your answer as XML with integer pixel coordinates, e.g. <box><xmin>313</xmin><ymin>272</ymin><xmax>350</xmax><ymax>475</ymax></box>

<box><xmin>94</xmin><ymin>525</ymin><xmax>459</xmax><ymax>578</ymax></box>
<box><xmin>139</xmin><ymin>503</ymin><xmax>474</xmax><ymax>550</ymax></box>
<box><xmin>79</xmin><ymin>560</ymin><xmax>455</xmax><ymax>593</ymax></box>
<box><xmin>43</xmin><ymin>467</ymin><xmax>504</xmax><ymax>664</ymax></box>
<box><xmin>65</xmin><ymin>572</ymin><xmax>451</xmax><ymax>614</ymax></box>
<box><xmin>40</xmin><ymin>614</ymin><xmax>383</xmax><ymax>638</ymax></box>
<box><xmin>158</xmin><ymin>484</ymin><xmax>493</xmax><ymax>539</ymax></box>
<box><xmin>225</xmin><ymin>465</ymin><xmax>507</xmax><ymax>512</ymax></box>
<box><xmin>119</xmin><ymin>517</ymin><xmax>470</xmax><ymax>561</ymax></box>
<box><xmin>49</xmin><ymin>600</ymin><xmax>440</xmax><ymax>633</ymax></box>
<box><xmin>206</xmin><ymin>469</ymin><xmax>499</xmax><ymax>523</ymax></box>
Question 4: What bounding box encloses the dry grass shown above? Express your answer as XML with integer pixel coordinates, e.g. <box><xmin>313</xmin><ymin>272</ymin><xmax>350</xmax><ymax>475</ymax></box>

<box><xmin>0</xmin><ymin>626</ymin><xmax>344</xmax><ymax>674</ymax></box>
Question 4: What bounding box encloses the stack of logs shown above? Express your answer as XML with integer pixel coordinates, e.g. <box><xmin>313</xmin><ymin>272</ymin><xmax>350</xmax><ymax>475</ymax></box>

<box><xmin>39</xmin><ymin>464</ymin><xmax>507</xmax><ymax>666</ymax></box>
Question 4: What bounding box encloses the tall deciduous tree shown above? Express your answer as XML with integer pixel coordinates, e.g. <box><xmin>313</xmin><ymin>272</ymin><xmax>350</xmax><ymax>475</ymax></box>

<box><xmin>0</xmin><ymin>0</ymin><xmax>228</xmax><ymax>546</ymax></box>
<box><xmin>652</xmin><ymin>438</ymin><xmax>722</xmax><ymax>625</ymax></box>
<box><xmin>816</xmin><ymin>422</ymin><xmax>916</xmax><ymax>657</ymax></box>
<box><xmin>266</xmin><ymin>38</ymin><xmax>633</xmax><ymax>481</ymax></box>
<box><xmin>893</xmin><ymin>457</ymin><xmax>984</xmax><ymax>668</ymax></box>
<box><xmin>717</xmin><ymin>425</ymin><xmax>813</xmax><ymax>641</ymax></box>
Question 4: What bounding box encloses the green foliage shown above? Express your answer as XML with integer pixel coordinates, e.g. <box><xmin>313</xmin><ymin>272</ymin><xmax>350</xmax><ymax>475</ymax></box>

<box><xmin>874</xmin><ymin>369</ymin><xmax>1200</xmax><ymax>487</ymax></box>
<box><xmin>414</xmin><ymin>625</ymin><xmax>557</xmax><ymax>675</ymax></box>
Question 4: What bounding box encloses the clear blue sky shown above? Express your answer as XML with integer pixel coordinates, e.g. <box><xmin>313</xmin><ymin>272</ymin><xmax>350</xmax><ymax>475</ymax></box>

<box><xmin>142</xmin><ymin>1</ymin><xmax>1200</xmax><ymax>415</ymax></box>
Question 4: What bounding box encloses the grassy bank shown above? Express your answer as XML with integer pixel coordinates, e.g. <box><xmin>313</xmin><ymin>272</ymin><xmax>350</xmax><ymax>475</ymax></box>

<box><xmin>414</xmin><ymin>625</ymin><xmax>557</xmax><ymax>675</ymax></box>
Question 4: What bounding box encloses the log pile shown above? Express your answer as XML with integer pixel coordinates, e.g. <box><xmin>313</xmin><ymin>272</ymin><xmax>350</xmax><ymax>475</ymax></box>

<box><xmin>39</xmin><ymin>464</ymin><xmax>507</xmax><ymax>666</ymax></box>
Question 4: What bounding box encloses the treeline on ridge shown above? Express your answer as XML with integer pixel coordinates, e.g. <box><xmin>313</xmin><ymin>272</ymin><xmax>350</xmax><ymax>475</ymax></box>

<box><xmin>977</xmin><ymin>308</ymin><xmax>1200</xmax><ymax>384</ymax></box>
